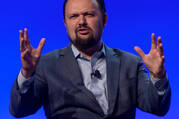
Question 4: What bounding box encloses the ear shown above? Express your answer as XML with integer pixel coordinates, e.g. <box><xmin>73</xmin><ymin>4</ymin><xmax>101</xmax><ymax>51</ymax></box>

<box><xmin>103</xmin><ymin>14</ymin><xmax>108</xmax><ymax>27</ymax></box>
<box><xmin>64</xmin><ymin>19</ymin><xmax>67</xmax><ymax>28</ymax></box>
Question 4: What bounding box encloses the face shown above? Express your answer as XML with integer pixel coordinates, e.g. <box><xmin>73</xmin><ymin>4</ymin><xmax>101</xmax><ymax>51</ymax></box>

<box><xmin>64</xmin><ymin>0</ymin><xmax>107</xmax><ymax>50</ymax></box>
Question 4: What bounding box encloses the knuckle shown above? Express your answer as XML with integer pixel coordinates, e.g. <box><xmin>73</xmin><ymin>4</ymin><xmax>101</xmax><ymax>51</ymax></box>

<box><xmin>34</xmin><ymin>54</ymin><xmax>40</xmax><ymax>59</ymax></box>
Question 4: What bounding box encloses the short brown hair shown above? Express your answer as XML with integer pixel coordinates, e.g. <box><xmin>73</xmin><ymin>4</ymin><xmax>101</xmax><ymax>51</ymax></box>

<box><xmin>63</xmin><ymin>0</ymin><xmax>106</xmax><ymax>19</ymax></box>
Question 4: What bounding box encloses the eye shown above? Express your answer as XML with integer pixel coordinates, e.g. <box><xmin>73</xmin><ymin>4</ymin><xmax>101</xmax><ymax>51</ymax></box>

<box><xmin>85</xmin><ymin>13</ymin><xmax>95</xmax><ymax>17</ymax></box>
<box><xmin>87</xmin><ymin>14</ymin><xmax>94</xmax><ymax>17</ymax></box>
<box><xmin>69</xmin><ymin>14</ymin><xmax>78</xmax><ymax>19</ymax></box>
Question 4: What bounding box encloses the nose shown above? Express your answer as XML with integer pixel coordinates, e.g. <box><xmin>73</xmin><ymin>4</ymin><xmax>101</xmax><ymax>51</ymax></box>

<box><xmin>79</xmin><ymin>15</ymin><xmax>87</xmax><ymax>26</ymax></box>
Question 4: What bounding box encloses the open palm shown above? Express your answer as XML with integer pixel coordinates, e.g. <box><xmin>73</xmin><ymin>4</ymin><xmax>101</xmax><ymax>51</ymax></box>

<box><xmin>20</xmin><ymin>28</ymin><xmax>45</xmax><ymax>78</ymax></box>
<box><xmin>134</xmin><ymin>33</ymin><xmax>166</xmax><ymax>79</ymax></box>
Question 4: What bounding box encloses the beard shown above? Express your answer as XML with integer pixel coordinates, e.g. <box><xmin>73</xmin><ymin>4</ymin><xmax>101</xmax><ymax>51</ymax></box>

<box><xmin>69</xmin><ymin>26</ymin><xmax>101</xmax><ymax>51</ymax></box>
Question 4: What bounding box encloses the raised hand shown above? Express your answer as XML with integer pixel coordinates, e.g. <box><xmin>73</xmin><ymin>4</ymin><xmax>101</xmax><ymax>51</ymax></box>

<box><xmin>134</xmin><ymin>33</ymin><xmax>166</xmax><ymax>79</ymax></box>
<box><xmin>20</xmin><ymin>28</ymin><xmax>45</xmax><ymax>78</ymax></box>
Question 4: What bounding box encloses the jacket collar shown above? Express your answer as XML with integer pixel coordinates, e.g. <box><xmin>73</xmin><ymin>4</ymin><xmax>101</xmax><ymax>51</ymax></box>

<box><xmin>58</xmin><ymin>43</ymin><xmax>121</xmax><ymax>116</ymax></box>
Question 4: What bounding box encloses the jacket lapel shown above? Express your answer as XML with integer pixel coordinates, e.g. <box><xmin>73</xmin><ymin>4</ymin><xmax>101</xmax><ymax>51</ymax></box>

<box><xmin>58</xmin><ymin>44</ymin><xmax>84</xmax><ymax>86</ymax></box>
<box><xmin>58</xmin><ymin>44</ymin><xmax>105</xmax><ymax>116</ymax></box>
<box><xmin>105</xmin><ymin>45</ymin><xmax>121</xmax><ymax>115</ymax></box>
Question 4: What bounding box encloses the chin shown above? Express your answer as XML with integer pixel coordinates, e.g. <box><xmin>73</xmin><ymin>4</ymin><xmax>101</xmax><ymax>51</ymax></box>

<box><xmin>79</xmin><ymin>37</ymin><xmax>91</xmax><ymax>41</ymax></box>
<box><xmin>77</xmin><ymin>34</ymin><xmax>92</xmax><ymax>41</ymax></box>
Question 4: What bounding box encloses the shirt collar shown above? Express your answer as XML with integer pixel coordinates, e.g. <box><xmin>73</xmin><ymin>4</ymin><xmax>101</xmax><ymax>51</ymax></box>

<box><xmin>71</xmin><ymin>43</ymin><xmax>106</xmax><ymax>59</ymax></box>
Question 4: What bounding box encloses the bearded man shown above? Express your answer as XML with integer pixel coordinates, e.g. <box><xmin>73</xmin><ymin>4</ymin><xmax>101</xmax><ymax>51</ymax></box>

<box><xmin>10</xmin><ymin>0</ymin><xmax>171</xmax><ymax>119</ymax></box>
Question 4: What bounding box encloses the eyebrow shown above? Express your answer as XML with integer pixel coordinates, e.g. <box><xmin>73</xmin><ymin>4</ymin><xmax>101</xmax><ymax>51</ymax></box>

<box><xmin>68</xmin><ymin>10</ymin><xmax>96</xmax><ymax>16</ymax></box>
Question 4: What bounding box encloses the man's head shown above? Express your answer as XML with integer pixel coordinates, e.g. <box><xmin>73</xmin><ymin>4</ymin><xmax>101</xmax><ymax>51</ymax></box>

<box><xmin>63</xmin><ymin>0</ymin><xmax>107</xmax><ymax>50</ymax></box>
<box><xmin>63</xmin><ymin>0</ymin><xmax>106</xmax><ymax>20</ymax></box>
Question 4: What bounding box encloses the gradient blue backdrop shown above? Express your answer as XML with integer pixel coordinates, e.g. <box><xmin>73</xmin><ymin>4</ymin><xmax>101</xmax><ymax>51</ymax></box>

<box><xmin>0</xmin><ymin>0</ymin><xmax>178</xmax><ymax>118</ymax></box>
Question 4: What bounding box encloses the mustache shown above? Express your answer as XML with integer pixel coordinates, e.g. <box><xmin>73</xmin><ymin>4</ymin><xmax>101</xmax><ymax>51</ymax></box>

<box><xmin>75</xmin><ymin>25</ymin><xmax>92</xmax><ymax>33</ymax></box>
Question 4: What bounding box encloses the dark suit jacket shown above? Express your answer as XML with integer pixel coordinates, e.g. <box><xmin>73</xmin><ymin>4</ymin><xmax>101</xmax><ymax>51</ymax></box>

<box><xmin>10</xmin><ymin>44</ymin><xmax>171</xmax><ymax>119</ymax></box>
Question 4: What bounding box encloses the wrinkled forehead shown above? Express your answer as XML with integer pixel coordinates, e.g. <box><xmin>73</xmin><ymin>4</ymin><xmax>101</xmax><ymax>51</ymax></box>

<box><xmin>65</xmin><ymin>0</ymin><xmax>100</xmax><ymax>14</ymax></box>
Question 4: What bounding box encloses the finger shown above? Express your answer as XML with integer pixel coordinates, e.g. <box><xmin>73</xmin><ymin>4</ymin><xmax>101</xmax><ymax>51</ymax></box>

<box><xmin>24</xmin><ymin>28</ymin><xmax>29</xmax><ymax>41</ymax></box>
<box><xmin>161</xmin><ymin>56</ymin><xmax>165</xmax><ymax>64</ymax></box>
<box><xmin>134</xmin><ymin>46</ymin><xmax>145</xmax><ymax>59</ymax></box>
<box><xmin>157</xmin><ymin>36</ymin><xmax>162</xmax><ymax>44</ymax></box>
<box><xmin>19</xmin><ymin>30</ymin><xmax>24</xmax><ymax>40</ymax></box>
<box><xmin>21</xmin><ymin>48</ymin><xmax>30</xmax><ymax>60</ymax></box>
<box><xmin>37</xmin><ymin>38</ymin><xmax>46</xmax><ymax>54</ymax></box>
<box><xmin>24</xmin><ymin>28</ymin><xmax>33</xmax><ymax>50</ymax></box>
<box><xmin>20</xmin><ymin>38</ymin><xmax>25</xmax><ymax>52</ymax></box>
<box><xmin>24</xmin><ymin>28</ymin><xmax>31</xmax><ymax>46</ymax></box>
<box><xmin>151</xmin><ymin>33</ymin><xmax>157</xmax><ymax>49</ymax></box>
<box><xmin>157</xmin><ymin>36</ymin><xmax>164</xmax><ymax>56</ymax></box>
<box><xmin>19</xmin><ymin>30</ymin><xmax>25</xmax><ymax>52</ymax></box>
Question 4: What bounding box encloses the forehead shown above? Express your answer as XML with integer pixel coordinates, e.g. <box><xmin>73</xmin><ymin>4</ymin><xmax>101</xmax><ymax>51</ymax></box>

<box><xmin>65</xmin><ymin>0</ymin><xmax>100</xmax><ymax>13</ymax></box>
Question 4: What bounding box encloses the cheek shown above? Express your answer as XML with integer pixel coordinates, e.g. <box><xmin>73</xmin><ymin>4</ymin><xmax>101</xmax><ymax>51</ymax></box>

<box><xmin>90</xmin><ymin>20</ymin><xmax>103</xmax><ymax>34</ymax></box>
<box><xmin>66</xmin><ymin>23</ymin><xmax>76</xmax><ymax>35</ymax></box>
<box><xmin>89</xmin><ymin>18</ymin><xmax>103</xmax><ymax>29</ymax></box>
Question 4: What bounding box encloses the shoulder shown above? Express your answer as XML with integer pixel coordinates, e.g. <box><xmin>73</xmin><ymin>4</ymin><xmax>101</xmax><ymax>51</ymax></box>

<box><xmin>112</xmin><ymin>48</ymin><xmax>141</xmax><ymax>63</ymax></box>
<box><xmin>110</xmin><ymin>48</ymin><xmax>144</xmax><ymax>72</ymax></box>
<box><xmin>35</xmin><ymin>47</ymin><xmax>69</xmax><ymax>72</ymax></box>
<box><xmin>40</xmin><ymin>47</ymin><xmax>67</xmax><ymax>61</ymax></box>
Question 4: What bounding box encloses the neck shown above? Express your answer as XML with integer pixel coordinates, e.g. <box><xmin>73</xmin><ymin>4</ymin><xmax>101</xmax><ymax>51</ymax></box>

<box><xmin>77</xmin><ymin>41</ymin><xmax>103</xmax><ymax>61</ymax></box>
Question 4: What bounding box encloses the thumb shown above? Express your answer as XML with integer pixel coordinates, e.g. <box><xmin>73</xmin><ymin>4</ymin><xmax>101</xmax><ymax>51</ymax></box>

<box><xmin>134</xmin><ymin>46</ymin><xmax>145</xmax><ymax>59</ymax></box>
<box><xmin>37</xmin><ymin>38</ymin><xmax>46</xmax><ymax>53</ymax></box>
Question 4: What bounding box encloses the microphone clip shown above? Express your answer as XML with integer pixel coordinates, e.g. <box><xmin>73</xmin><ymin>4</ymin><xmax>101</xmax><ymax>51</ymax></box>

<box><xmin>91</xmin><ymin>70</ymin><xmax>101</xmax><ymax>79</ymax></box>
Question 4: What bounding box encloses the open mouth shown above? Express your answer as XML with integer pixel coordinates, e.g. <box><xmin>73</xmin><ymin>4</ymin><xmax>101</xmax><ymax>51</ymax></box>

<box><xmin>78</xmin><ymin>28</ymin><xmax>89</xmax><ymax>35</ymax></box>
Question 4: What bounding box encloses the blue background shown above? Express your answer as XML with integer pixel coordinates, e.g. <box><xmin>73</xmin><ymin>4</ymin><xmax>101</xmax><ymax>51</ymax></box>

<box><xmin>0</xmin><ymin>0</ymin><xmax>178</xmax><ymax>118</ymax></box>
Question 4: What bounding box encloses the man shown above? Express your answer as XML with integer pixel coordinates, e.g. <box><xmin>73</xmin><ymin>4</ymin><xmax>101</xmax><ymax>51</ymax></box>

<box><xmin>9</xmin><ymin>0</ymin><xmax>171</xmax><ymax>119</ymax></box>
